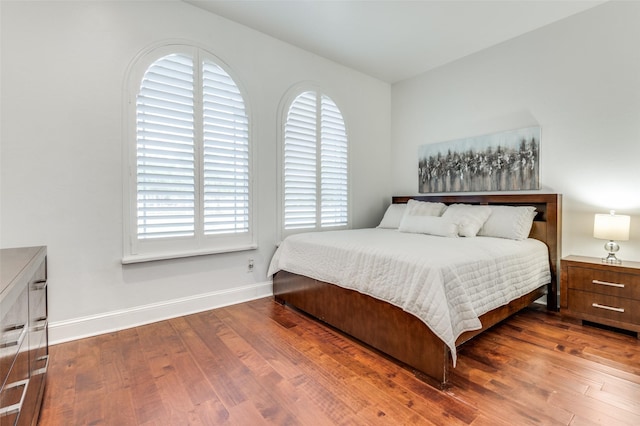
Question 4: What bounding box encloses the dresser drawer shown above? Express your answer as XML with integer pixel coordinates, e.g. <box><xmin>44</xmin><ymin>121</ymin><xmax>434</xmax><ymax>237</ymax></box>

<box><xmin>28</xmin><ymin>287</ymin><xmax>46</xmax><ymax>325</ymax></box>
<box><xmin>567</xmin><ymin>266</ymin><xmax>640</xmax><ymax>299</ymax></box>
<box><xmin>28</xmin><ymin>274</ymin><xmax>47</xmax><ymax>337</ymax></box>
<box><xmin>567</xmin><ymin>289</ymin><xmax>639</xmax><ymax>325</ymax></box>
<box><xmin>0</xmin><ymin>287</ymin><xmax>28</xmax><ymax>387</ymax></box>
<box><xmin>28</xmin><ymin>261</ymin><xmax>46</xmax><ymax>322</ymax></box>
<box><xmin>0</xmin><ymin>247</ymin><xmax>47</xmax><ymax>426</ymax></box>
<box><xmin>0</xmin><ymin>341</ymin><xmax>29</xmax><ymax>425</ymax></box>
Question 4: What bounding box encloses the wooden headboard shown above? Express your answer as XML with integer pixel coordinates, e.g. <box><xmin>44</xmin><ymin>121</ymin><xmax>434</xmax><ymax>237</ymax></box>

<box><xmin>392</xmin><ymin>193</ymin><xmax>562</xmax><ymax>311</ymax></box>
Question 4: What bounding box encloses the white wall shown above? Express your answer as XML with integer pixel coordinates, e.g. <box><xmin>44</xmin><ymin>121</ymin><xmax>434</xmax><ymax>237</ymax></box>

<box><xmin>0</xmin><ymin>1</ymin><xmax>391</xmax><ymax>342</ymax></box>
<box><xmin>392</xmin><ymin>1</ymin><xmax>640</xmax><ymax>262</ymax></box>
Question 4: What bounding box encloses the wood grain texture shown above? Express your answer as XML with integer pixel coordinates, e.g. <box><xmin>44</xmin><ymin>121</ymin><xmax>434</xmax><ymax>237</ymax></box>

<box><xmin>38</xmin><ymin>297</ymin><xmax>639</xmax><ymax>425</ymax></box>
<box><xmin>561</xmin><ymin>256</ymin><xmax>640</xmax><ymax>336</ymax></box>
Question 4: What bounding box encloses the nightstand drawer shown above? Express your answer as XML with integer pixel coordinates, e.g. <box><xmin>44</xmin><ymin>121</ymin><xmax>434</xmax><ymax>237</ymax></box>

<box><xmin>567</xmin><ymin>289</ymin><xmax>639</xmax><ymax>324</ymax></box>
<box><xmin>567</xmin><ymin>267</ymin><xmax>640</xmax><ymax>299</ymax></box>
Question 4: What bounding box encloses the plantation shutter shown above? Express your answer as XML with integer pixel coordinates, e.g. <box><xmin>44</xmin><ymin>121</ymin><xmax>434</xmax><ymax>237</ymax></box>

<box><xmin>134</xmin><ymin>51</ymin><xmax>250</xmax><ymax>245</ymax></box>
<box><xmin>284</xmin><ymin>91</ymin><xmax>317</xmax><ymax>229</ymax></box>
<box><xmin>136</xmin><ymin>54</ymin><xmax>195</xmax><ymax>239</ymax></box>
<box><xmin>202</xmin><ymin>60</ymin><xmax>250</xmax><ymax>235</ymax></box>
<box><xmin>320</xmin><ymin>95</ymin><xmax>348</xmax><ymax>227</ymax></box>
<box><xmin>283</xmin><ymin>90</ymin><xmax>348</xmax><ymax>232</ymax></box>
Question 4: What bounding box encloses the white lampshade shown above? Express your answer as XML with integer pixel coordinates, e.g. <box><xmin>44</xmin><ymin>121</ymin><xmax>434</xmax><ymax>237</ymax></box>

<box><xmin>593</xmin><ymin>211</ymin><xmax>630</xmax><ymax>241</ymax></box>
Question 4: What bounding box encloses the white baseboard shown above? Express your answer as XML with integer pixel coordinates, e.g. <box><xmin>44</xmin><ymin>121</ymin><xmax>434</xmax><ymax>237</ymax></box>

<box><xmin>49</xmin><ymin>280</ymin><xmax>273</xmax><ymax>345</ymax></box>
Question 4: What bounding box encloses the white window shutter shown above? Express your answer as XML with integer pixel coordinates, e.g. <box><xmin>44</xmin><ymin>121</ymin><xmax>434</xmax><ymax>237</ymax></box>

<box><xmin>128</xmin><ymin>47</ymin><xmax>253</xmax><ymax>262</ymax></box>
<box><xmin>136</xmin><ymin>54</ymin><xmax>195</xmax><ymax>239</ymax></box>
<box><xmin>284</xmin><ymin>91</ymin><xmax>317</xmax><ymax>229</ymax></box>
<box><xmin>320</xmin><ymin>95</ymin><xmax>348</xmax><ymax>227</ymax></box>
<box><xmin>283</xmin><ymin>90</ymin><xmax>348</xmax><ymax>232</ymax></box>
<box><xmin>202</xmin><ymin>60</ymin><xmax>250</xmax><ymax>235</ymax></box>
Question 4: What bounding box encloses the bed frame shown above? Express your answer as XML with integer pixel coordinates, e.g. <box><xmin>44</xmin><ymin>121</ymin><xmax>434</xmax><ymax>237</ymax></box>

<box><xmin>273</xmin><ymin>193</ymin><xmax>562</xmax><ymax>388</ymax></box>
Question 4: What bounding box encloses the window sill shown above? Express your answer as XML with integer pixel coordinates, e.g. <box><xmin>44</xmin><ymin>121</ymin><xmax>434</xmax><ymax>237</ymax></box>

<box><xmin>122</xmin><ymin>244</ymin><xmax>258</xmax><ymax>265</ymax></box>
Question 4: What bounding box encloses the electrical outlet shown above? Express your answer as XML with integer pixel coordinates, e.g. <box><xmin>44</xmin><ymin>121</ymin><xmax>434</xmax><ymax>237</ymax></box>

<box><xmin>247</xmin><ymin>258</ymin><xmax>254</xmax><ymax>272</ymax></box>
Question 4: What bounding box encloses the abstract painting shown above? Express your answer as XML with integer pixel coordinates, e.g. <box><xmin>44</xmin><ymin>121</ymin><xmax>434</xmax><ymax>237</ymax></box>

<box><xmin>418</xmin><ymin>126</ymin><xmax>540</xmax><ymax>193</ymax></box>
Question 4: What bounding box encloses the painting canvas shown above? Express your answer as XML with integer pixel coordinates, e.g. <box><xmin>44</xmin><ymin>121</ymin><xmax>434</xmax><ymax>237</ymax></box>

<box><xmin>418</xmin><ymin>126</ymin><xmax>540</xmax><ymax>193</ymax></box>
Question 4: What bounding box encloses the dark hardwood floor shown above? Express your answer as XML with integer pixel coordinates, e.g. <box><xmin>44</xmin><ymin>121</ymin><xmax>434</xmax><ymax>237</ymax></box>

<box><xmin>38</xmin><ymin>297</ymin><xmax>640</xmax><ymax>425</ymax></box>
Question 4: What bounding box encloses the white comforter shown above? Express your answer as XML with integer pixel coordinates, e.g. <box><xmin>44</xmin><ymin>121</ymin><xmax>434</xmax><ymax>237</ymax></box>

<box><xmin>268</xmin><ymin>228</ymin><xmax>551</xmax><ymax>364</ymax></box>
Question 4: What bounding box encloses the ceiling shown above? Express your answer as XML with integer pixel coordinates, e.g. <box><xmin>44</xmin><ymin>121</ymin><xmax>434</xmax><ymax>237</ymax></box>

<box><xmin>184</xmin><ymin>1</ymin><xmax>605</xmax><ymax>83</ymax></box>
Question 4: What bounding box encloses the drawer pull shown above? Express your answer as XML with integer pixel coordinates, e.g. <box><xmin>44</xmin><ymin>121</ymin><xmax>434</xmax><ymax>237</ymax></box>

<box><xmin>0</xmin><ymin>324</ymin><xmax>26</xmax><ymax>349</ymax></box>
<box><xmin>3</xmin><ymin>323</ymin><xmax>25</xmax><ymax>333</ymax></box>
<box><xmin>33</xmin><ymin>354</ymin><xmax>49</xmax><ymax>376</ymax></box>
<box><xmin>0</xmin><ymin>379</ymin><xmax>29</xmax><ymax>417</ymax></box>
<box><xmin>32</xmin><ymin>279</ymin><xmax>47</xmax><ymax>291</ymax></box>
<box><xmin>31</xmin><ymin>318</ymin><xmax>48</xmax><ymax>332</ymax></box>
<box><xmin>592</xmin><ymin>303</ymin><xmax>625</xmax><ymax>313</ymax></box>
<box><xmin>592</xmin><ymin>279</ymin><xmax>625</xmax><ymax>288</ymax></box>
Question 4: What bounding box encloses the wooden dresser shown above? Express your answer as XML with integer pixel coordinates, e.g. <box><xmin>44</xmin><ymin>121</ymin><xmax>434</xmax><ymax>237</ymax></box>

<box><xmin>0</xmin><ymin>247</ymin><xmax>48</xmax><ymax>426</ymax></box>
<box><xmin>560</xmin><ymin>255</ymin><xmax>640</xmax><ymax>336</ymax></box>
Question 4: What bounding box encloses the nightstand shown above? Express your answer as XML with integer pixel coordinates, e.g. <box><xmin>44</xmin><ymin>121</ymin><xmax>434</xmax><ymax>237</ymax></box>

<box><xmin>560</xmin><ymin>255</ymin><xmax>640</xmax><ymax>336</ymax></box>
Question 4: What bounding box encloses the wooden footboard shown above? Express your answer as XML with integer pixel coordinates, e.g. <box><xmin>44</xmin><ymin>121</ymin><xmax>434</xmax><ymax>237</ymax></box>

<box><xmin>274</xmin><ymin>271</ymin><xmax>547</xmax><ymax>388</ymax></box>
<box><xmin>274</xmin><ymin>270</ymin><xmax>449</xmax><ymax>387</ymax></box>
<box><xmin>273</xmin><ymin>193</ymin><xmax>561</xmax><ymax>388</ymax></box>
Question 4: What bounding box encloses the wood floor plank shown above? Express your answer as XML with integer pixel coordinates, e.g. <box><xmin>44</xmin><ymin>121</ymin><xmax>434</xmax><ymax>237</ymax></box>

<box><xmin>461</xmin><ymin>337</ymin><xmax>576</xmax><ymax>423</ymax></box>
<box><xmin>249</xmin><ymin>299</ymin><xmax>479</xmax><ymax>425</ymax></box>
<box><xmin>548</xmin><ymin>389</ymin><xmax>640</xmax><ymax>425</ymax></box>
<box><xmin>212</xmin><ymin>318</ymin><xmax>338</xmax><ymax>425</ymax></box>
<box><xmin>173</xmin><ymin>310</ymin><xmax>250</xmax><ymax>409</ymax></box>
<box><xmin>136</xmin><ymin>317</ymin><xmax>221</xmax><ymax>422</ymax></box>
<box><xmin>584</xmin><ymin>386</ymin><xmax>640</xmax><ymax>416</ymax></box>
<box><xmin>99</xmin><ymin>331</ymin><xmax>138</xmax><ymax>425</ymax></box>
<box><xmin>38</xmin><ymin>339</ymin><xmax>79</xmax><ymax>424</ymax></box>
<box><xmin>601</xmin><ymin>376</ymin><xmax>640</xmax><ymax>402</ymax></box>
<box><xmin>216</xmin><ymin>301</ymin><xmax>371</xmax><ymax>424</ymax></box>
<box><xmin>481</xmin><ymin>318</ymin><xmax>638</xmax><ymax>389</ymax></box>
<box><xmin>120</xmin><ymin>329</ymin><xmax>170</xmax><ymax>424</ymax></box>
<box><xmin>39</xmin><ymin>300</ymin><xmax>640</xmax><ymax>425</ymax></box>
<box><xmin>72</xmin><ymin>335</ymin><xmax>108</xmax><ymax>425</ymax></box>
<box><xmin>247</xmin><ymin>300</ymin><xmax>475</xmax><ymax>425</ymax></box>
<box><xmin>219</xmin><ymin>301</ymin><xmax>373</xmax><ymax>415</ymax></box>
<box><xmin>183</xmin><ymin>310</ymin><xmax>300</xmax><ymax>424</ymax></box>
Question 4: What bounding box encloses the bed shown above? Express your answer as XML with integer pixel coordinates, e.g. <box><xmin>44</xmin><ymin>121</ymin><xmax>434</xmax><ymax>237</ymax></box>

<box><xmin>270</xmin><ymin>193</ymin><xmax>561</xmax><ymax>388</ymax></box>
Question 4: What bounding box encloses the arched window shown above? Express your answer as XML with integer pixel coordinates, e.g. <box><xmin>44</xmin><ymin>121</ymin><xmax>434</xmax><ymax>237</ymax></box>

<box><xmin>123</xmin><ymin>45</ymin><xmax>254</xmax><ymax>263</ymax></box>
<box><xmin>280</xmin><ymin>89</ymin><xmax>349</xmax><ymax>236</ymax></box>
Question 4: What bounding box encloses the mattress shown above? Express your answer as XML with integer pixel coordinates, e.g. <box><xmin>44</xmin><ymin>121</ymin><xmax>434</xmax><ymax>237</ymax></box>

<box><xmin>268</xmin><ymin>228</ymin><xmax>551</xmax><ymax>364</ymax></box>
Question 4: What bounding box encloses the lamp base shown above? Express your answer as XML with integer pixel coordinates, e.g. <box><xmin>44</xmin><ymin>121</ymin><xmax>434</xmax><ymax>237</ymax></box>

<box><xmin>602</xmin><ymin>253</ymin><xmax>622</xmax><ymax>264</ymax></box>
<box><xmin>602</xmin><ymin>240</ymin><xmax>622</xmax><ymax>264</ymax></box>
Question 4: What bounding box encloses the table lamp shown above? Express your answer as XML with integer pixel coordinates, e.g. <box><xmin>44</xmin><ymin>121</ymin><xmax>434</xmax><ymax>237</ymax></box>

<box><xmin>593</xmin><ymin>210</ymin><xmax>630</xmax><ymax>264</ymax></box>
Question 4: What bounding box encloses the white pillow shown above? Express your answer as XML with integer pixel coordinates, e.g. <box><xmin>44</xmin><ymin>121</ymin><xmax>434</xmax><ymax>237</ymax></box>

<box><xmin>478</xmin><ymin>205</ymin><xmax>537</xmax><ymax>240</ymax></box>
<box><xmin>377</xmin><ymin>204</ymin><xmax>407</xmax><ymax>229</ymax></box>
<box><xmin>404</xmin><ymin>199</ymin><xmax>447</xmax><ymax>217</ymax></box>
<box><xmin>399</xmin><ymin>215</ymin><xmax>459</xmax><ymax>237</ymax></box>
<box><xmin>441</xmin><ymin>204</ymin><xmax>492</xmax><ymax>237</ymax></box>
